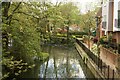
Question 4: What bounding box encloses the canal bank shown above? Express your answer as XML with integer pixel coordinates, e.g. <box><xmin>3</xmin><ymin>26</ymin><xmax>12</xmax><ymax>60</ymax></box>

<box><xmin>75</xmin><ymin>39</ymin><xmax>106</xmax><ymax>80</ymax></box>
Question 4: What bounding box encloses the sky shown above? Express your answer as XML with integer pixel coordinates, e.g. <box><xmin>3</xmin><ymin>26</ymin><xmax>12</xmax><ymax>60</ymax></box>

<box><xmin>50</xmin><ymin>0</ymin><xmax>101</xmax><ymax>14</ymax></box>
<box><xmin>0</xmin><ymin>0</ymin><xmax>101</xmax><ymax>13</ymax></box>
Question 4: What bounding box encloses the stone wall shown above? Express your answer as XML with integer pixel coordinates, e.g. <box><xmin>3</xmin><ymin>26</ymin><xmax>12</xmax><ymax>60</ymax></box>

<box><xmin>112</xmin><ymin>32</ymin><xmax>120</xmax><ymax>44</ymax></box>
<box><xmin>100</xmin><ymin>46</ymin><xmax>118</xmax><ymax>70</ymax></box>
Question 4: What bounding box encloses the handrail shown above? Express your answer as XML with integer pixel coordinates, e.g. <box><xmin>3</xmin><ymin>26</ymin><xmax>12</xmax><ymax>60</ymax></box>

<box><xmin>76</xmin><ymin>39</ymin><xmax>117</xmax><ymax>78</ymax></box>
<box><xmin>76</xmin><ymin>39</ymin><xmax>100</xmax><ymax>66</ymax></box>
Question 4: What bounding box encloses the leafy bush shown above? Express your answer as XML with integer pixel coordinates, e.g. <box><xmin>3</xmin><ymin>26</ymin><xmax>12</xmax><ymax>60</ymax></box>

<box><xmin>2</xmin><ymin>56</ymin><xmax>35</xmax><ymax>79</ymax></box>
<box><xmin>83</xmin><ymin>35</ymin><xmax>89</xmax><ymax>39</ymax></box>
<box><xmin>91</xmin><ymin>44</ymin><xmax>98</xmax><ymax>55</ymax></box>
<box><xmin>99</xmin><ymin>36</ymin><xmax>107</xmax><ymax>44</ymax></box>
<box><xmin>69</xmin><ymin>32</ymin><xmax>88</xmax><ymax>35</ymax></box>
<box><xmin>37</xmin><ymin>52</ymin><xmax>49</xmax><ymax>60</ymax></box>
<box><xmin>108</xmin><ymin>33</ymin><xmax>113</xmax><ymax>42</ymax></box>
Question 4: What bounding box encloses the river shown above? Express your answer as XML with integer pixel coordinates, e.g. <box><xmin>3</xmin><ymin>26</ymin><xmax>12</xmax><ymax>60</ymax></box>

<box><xmin>21</xmin><ymin>44</ymin><xmax>94</xmax><ymax>79</ymax></box>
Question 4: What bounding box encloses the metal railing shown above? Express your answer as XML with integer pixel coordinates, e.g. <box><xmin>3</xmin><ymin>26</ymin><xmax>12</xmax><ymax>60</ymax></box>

<box><xmin>76</xmin><ymin>39</ymin><xmax>118</xmax><ymax>79</ymax></box>
<box><xmin>76</xmin><ymin>39</ymin><xmax>99</xmax><ymax>66</ymax></box>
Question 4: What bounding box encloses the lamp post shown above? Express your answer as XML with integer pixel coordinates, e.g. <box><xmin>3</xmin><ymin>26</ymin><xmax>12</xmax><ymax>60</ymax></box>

<box><xmin>95</xmin><ymin>16</ymin><xmax>102</xmax><ymax>71</ymax></box>
<box><xmin>95</xmin><ymin>16</ymin><xmax>102</xmax><ymax>58</ymax></box>
<box><xmin>95</xmin><ymin>16</ymin><xmax>102</xmax><ymax>41</ymax></box>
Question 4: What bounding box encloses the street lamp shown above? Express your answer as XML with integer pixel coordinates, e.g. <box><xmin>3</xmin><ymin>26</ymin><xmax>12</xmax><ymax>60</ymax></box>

<box><xmin>95</xmin><ymin>16</ymin><xmax>102</xmax><ymax>70</ymax></box>
<box><xmin>95</xmin><ymin>16</ymin><xmax>102</xmax><ymax>41</ymax></box>
<box><xmin>95</xmin><ymin>16</ymin><xmax>102</xmax><ymax>57</ymax></box>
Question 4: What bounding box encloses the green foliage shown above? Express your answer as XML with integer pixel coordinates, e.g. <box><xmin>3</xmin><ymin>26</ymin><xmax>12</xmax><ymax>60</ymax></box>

<box><xmin>108</xmin><ymin>33</ymin><xmax>113</xmax><ymax>42</ymax></box>
<box><xmin>2</xmin><ymin>56</ymin><xmax>35</xmax><ymax>79</ymax></box>
<box><xmin>79</xmin><ymin>9</ymin><xmax>98</xmax><ymax>33</ymax></box>
<box><xmin>56</xmin><ymin>33</ymin><xmax>67</xmax><ymax>37</ymax></box>
<box><xmin>69</xmin><ymin>32</ymin><xmax>88</xmax><ymax>35</ymax></box>
<box><xmin>83</xmin><ymin>35</ymin><xmax>89</xmax><ymax>39</ymax></box>
<box><xmin>2</xmin><ymin>2</ymin><xmax>48</xmax><ymax>79</ymax></box>
<box><xmin>99</xmin><ymin>36</ymin><xmax>107</xmax><ymax>44</ymax></box>
<box><xmin>91</xmin><ymin>44</ymin><xmax>98</xmax><ymax>56</ymax></box>
<box><xmin>58</xmin><ymin>2</ymin><xmax>80</xmax><ymax>25</ymax></box>
<box><xmin>71</xmin><ymin>35</ymin><xmax>76</xmax><ymax>38</ymax></box>
<box><xmin>37</xmin><ymin>52</ymin><xmax>49</xmax><ymax>60</ymax></box>
<box><xmin>5</xmin><ymin>2</ymin><xmax>42</xmax><ymax>63</ymax></box>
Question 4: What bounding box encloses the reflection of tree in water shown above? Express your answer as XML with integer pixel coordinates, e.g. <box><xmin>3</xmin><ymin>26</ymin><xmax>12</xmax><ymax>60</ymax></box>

<box><xmin>53</xmin><ymin>49</ymin><xmax>57</xmax><ymax>78</ymax></box>
<box><xmin>40</xmin><ymin>45</ymin><xmax>86</xmax><ymax>78</ymax></box>
<box><xmin>57</xmin><ymin>63</ymin><xmax>67</xmax><ymax>77</ymax></box>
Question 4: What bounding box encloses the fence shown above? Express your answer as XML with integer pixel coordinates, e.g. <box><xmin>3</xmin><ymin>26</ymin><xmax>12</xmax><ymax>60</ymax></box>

<box><xmin>76</xmin><ymin>39</ymin><xmax>118</xmax><ymax>79</ymax></box>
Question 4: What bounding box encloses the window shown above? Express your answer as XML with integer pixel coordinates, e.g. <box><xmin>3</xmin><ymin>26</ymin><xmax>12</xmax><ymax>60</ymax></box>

<box><xmin>102</xmin><ymin>15</ymin><xmax>107</xmax><ymax>29</ymax></box>
<box><xmin>118</xmin><ymin>1</ymin><xmax>120</xmax><ymax>28</ymax></box>
<box><xmin>118</xmin><ymin>10</ymin><xmax>120</xmax><ymax>28</ymax></box>
<box><xmin>102</xmin><ymin>22</ymin><xmax>106</xmax><ymax>29</ymax></box>
<box><xmin>103</xmin><ymin>15</ymin><xmax>107</xmax><ymax>22</ymax></box>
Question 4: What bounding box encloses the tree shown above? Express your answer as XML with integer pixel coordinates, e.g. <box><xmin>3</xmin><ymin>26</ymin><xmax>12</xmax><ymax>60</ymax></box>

<box><xmin>1</xmin><ymin>2</ymin><xmax>49</xmax><ymax>79</ymax></box>
<box><xmin>79</xmin><ymin>9</ymin><xmax>98</xmax><ymax>49</ymax></box>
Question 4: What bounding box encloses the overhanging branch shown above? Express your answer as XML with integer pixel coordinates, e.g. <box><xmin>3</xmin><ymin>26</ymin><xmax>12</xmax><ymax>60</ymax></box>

<box><xmin>14</xmin><ymin>11</ymin><xmax>39</xmax><ymax>19</ymax></box>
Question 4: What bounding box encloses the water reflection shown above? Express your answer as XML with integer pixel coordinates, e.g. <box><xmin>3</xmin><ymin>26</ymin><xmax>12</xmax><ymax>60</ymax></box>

<box><xmin>39</xmin><ymin>45</ymin><xmax>86</xmax><ymax>78</ymax></box>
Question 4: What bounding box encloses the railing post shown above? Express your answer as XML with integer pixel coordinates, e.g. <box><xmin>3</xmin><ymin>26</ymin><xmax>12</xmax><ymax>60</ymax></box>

<box><xmin>112</xmin><ymin>70</ymin><xmax>114</xmax><ymax>80</ymax></box>
<box><xmin>107</xmin><ymin>65</ymin><xmax>110</xmax><ymax>79</ymax></box>
<box><xmin>100</xmin><ymin>59</ymin><xmax>102</xmax><ymax>72</ymax></box>
<box><xmin>104</xmin><ymin>63</ymin><xmax>105</xmax><ymax>76</ymax></box>
<box><xmin>98</xmin><ymin>58</ymin><xmax>100</xmax><ymax>69</ymax></box>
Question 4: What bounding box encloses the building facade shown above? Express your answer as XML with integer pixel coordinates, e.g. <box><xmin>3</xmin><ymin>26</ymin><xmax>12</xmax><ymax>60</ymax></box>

<box><xmin>112</xmin><ymin>0</ymin><xmax>120</xmax><ymax>44</ymax></box>
<box><xmin>96</xmin><ymin>0</ymin><xmax>120</xmax><ymax>72</ymax></box>
<box><xmin>97</xmin><ymin>0</ymin><xmax>120</xmax><ymax>43</ymax></box>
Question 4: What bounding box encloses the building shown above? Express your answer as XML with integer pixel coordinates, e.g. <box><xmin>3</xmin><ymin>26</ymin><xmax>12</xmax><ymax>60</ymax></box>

<box><xmin>96</xmin><ymin>0</ymin><xmax>120</xmax><ymax>73</ymax></box>
<box><xmin>100</xmin><ymin>0</ymin><xmax>120</xmax><ymax>43</ymax></box>
<box><xmin>95</xmin><ymin>7</ymin><xmax>102</xmax><ymax>40</ymax></box>
<box><xmin>112</xmin><ymin>0</ymin><xmax>120</xmax><ymax>43</ymax></box>
<box><xmin>96</xmin><ymin>0</ymin><xmax>120</xmax><ymax>43</ymax></box>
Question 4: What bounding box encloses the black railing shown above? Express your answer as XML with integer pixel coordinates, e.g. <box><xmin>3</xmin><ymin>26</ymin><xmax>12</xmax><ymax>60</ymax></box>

<box><xmin>76</xmin><ymin>39</ymin><xmax>117</xmax><ymax>79</ymax></box>
<box><xmin>76</xmin><ymin>39</ymin><xmax>100</xmax><ymax>66</ymax></box>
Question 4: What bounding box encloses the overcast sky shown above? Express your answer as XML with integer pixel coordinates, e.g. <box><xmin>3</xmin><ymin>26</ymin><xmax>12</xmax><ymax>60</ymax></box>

<box><xmin>50</xmin><ymin>0</ymin><xmax>101</xmax><ymax>14</ymax></box>
<box><xmin>1</xmin><ymin>0</ymin><xmax>101</xmax><ymax>13</ymax></box>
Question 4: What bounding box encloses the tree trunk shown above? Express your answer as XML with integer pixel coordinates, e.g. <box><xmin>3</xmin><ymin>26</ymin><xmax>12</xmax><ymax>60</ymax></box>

<box><xmin>2</xmin><ymin>2</ymin><xmax>11</xmax><ymax>52</ymax></box>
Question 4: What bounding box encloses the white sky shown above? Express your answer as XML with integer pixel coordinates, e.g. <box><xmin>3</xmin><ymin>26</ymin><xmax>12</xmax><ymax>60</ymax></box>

<box><xmin>50</xmin><ymin>0</ymin><xmax>101</xmax><ymax>14</ymax></box>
